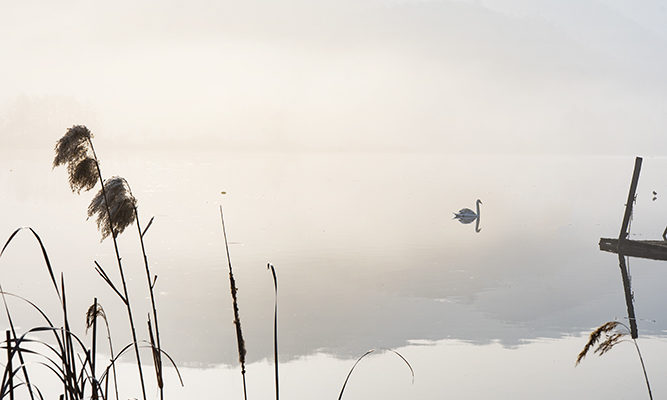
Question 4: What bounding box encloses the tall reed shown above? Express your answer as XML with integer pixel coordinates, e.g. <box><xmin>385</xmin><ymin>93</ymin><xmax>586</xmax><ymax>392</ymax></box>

<box><xmin>576</xmin><ymin>321</ymin><xmax>652</xmax><ymax>400</ymax></box>
<box><xmin>54</xmin><ymin>125</ymin><xmax>146</xmax><ymax>400</ymax></box>
<box><xmin>134</xmin><ymin>208</ymin><xmax>164</xmax><ymax>400</ymax></box>
<box><xmin>219</xmin><ymin>205</ymin><xmax>248</xmax><ymax>400</ymax></box>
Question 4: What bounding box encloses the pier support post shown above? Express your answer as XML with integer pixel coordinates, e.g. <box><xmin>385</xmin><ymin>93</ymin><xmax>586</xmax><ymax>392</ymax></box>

<box><xmin>619</xmin><ymin>157</ymin><xmax>643</xmax><ymax>241</ymax></box>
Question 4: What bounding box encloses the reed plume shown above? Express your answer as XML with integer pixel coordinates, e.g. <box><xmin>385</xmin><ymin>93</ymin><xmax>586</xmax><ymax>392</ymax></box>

<box><xmin>53</xmin><ymin>125</ymin><xmax>97</xmax><ymax>193</ymax></box>
<box><xmin>576</xmin><ymin>321</ymin><xmax>620</xmax><ymax>365</ymax></box>
<box><xmin>88</xmin><ymin>177</ymin><xmax>137</xmax><ymax>240</ymax></box>
<box><xmin>576</xmin><ymin>321</ymin><xmax>652</xmax><ymax>400</ymax></box>
<box><xmin>53</xmin><ymin>125</ymin><xmax>92</xmax><ymax>167</ymax></box>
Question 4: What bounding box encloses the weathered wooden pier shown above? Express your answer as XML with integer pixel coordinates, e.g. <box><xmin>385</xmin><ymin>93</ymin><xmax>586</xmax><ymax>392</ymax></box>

<box><xmin>599</xmin><ymin>156</ymin><xmax>667</xmax><ymax>261</ymax></box>
<box><xmin>597</xmin><ymin>156</ymin><xmax>667</xmax><ymax>338</ymax></box>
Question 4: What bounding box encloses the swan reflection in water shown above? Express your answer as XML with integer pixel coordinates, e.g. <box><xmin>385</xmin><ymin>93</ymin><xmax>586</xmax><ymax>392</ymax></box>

<box><xmin>454</xmin><ymin>199</ymin><xmax>482</xmax><ymax>233</ymax></box>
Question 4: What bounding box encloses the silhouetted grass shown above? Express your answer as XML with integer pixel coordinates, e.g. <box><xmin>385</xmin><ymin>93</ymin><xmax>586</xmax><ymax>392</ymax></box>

<box><xmin>0</xmin><ymin>227</ymin><xmax>123</xmax><ymax>399</ymax></box>
<box><xmin>0</xmin><ymin>224</ymin><xmax>183</xmax><ymax>399</ymax></box>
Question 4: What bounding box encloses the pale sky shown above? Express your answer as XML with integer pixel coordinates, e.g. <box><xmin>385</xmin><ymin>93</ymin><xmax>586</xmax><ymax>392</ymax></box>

<box><xmin>2</xmin><ymin>0</ymin><xmax>667</xmax><ymax>154</ymax></box>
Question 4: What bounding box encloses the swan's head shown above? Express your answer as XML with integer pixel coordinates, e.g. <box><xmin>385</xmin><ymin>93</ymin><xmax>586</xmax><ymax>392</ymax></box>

<box><xmin>476</xmin><ymin>199</ymin><xmax>483</xmax><ymax>205</ymax></box>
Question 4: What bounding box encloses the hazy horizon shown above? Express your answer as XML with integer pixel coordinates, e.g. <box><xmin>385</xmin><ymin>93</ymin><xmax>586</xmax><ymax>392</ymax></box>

<box><xmin>3</xmin><ymin>0</ymin><xmax>667</xmax><ymax>155</ymax></box>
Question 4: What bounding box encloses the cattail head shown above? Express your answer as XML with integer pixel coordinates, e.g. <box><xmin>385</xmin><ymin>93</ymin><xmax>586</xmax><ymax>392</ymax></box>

<box><xmin>576</xmin><ymin>321</ymin><xmax>625</xmax><ymax>365</ymax></box>
<box><xmin>54</xmin><ymin>125</ymin><xmax>99</xmax><ymax>192</ymax></box>
<box><xmin>88</xmin><ymin>176</ymin><xmax>137</xmax><ymax>240</ymax></box>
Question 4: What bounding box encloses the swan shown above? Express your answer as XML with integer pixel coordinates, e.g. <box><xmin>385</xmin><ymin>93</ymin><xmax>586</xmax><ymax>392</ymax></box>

<box><xmin>454</xmin><ymin>199</ymin><xmax>482</xmax><ymax>232</ymax></box>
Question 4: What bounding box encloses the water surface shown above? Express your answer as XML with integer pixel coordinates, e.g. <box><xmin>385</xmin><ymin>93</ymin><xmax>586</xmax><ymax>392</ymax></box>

<box><xmin>2</xmin><ymin>150</ymin><xmax>667</xmax><ymax>398</ymax></box>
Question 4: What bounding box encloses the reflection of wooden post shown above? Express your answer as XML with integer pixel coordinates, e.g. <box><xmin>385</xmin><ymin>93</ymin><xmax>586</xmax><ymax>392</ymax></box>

<box><xmin>619</xmin><ymin>157</ymin><xmax>642</xmax><ymax>241</ymax></box>
<box><xmin>618</xmin><ymin>254</ymin><xmax>638</xmax><ymax>338</ymax></box>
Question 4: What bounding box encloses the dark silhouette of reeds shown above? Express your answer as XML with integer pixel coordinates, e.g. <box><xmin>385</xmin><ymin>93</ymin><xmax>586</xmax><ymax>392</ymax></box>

<box><xmin>219</xmin><ymin>205</ymin><xmax>248</xmax><ymax>400</ymax></box>
<box><xmin>1</xmin><ymin>286</ymin><xmax>35</xmax><ymax>400</ymax></box>
<box><xmin>54</xmin><ymin>125</ymin><xmax>147</xmax><ymax>400</ymax></box>
<box><xmin>577</xmin><ymin>321</ymin><xmax>652</xmax><ymax>400</ymax></box>
<box><xmin>0</xmin><ymin>225</ymin><xmax>183</xmax><ymax>400</ymax></box>
<box><xmin>0</xmin><ymin>228</ymin><xmax>109</xmax><ymax>399</ymax></box>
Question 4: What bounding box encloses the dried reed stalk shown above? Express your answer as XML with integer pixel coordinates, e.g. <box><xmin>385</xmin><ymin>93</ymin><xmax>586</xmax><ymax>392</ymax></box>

<box><xmin>134</xmin><ymin>207</ymin><xmax>164</xmax><ymax>400</ymax></box>
<box><xmin>576</xmin><ymin>321</ymin><xmax>652</xmax><ymax>400</ymax></box>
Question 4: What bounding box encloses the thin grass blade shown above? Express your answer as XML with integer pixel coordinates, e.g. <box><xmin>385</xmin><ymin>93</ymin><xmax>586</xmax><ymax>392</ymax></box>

<box><xmin>337</xmin><ymin>349</ymin><xmax>414</xmax><ymax>400</ymax></box>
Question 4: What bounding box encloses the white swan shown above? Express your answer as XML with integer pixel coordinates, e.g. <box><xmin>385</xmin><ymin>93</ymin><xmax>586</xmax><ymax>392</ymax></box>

<box><xmin>454</xmin><ymin>199</ymin><xmax>482</xmax><ymax>232</ymax></box>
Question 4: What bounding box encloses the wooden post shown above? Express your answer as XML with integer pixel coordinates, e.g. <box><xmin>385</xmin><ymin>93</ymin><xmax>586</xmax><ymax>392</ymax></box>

<box><xmin>619</xmin><ymin>157</ymin><xmax>643</xmax><ymax>241</ymax></box>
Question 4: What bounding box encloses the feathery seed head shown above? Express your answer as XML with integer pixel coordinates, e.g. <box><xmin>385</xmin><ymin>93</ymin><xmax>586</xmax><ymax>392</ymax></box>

<box><xmin>595</xmin><ymin>333</ymin><xmax>625</xmax><ymax>356</ymax></box>
<box><xmin>54</xmin><ymin>125</ymin><xmax>100</xmax><ymax>193</ymax></box>
<box><xmin>68</xmin><ymin>157</ymin><xmax>98</xmax><ymax>193</ymax></box>
<box><xmin>576</xmin><ymin>321</ymin><xmax>624</xmax><ymax>365</ymax></box>
<box><xmin>53</xmin><ymin>125</ymin><xmax>93</xmax><ymax>168</ymax></box>
<box><xmin>88</xmin><ymin>176</ymin><xmax>137</xmax><ymax>240</ymax></box>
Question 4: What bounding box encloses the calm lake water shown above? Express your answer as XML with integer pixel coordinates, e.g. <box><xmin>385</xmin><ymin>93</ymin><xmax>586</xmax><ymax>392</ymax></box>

<box><xmin>2</xmin><ymin>148</ymin><xmax>667</xmax><ymax>399</ymax></box>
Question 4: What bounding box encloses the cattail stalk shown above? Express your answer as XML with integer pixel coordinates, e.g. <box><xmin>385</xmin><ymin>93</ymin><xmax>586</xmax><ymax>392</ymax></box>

<box><xmin>219</xmin><ymin>205</ymin><xmax>248</xmax><ymax>400</ymax></box>
<box><xmin>577</xmin><ymin>321</ymin><xmax>652</xmax><ymax>400</ymax></box>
